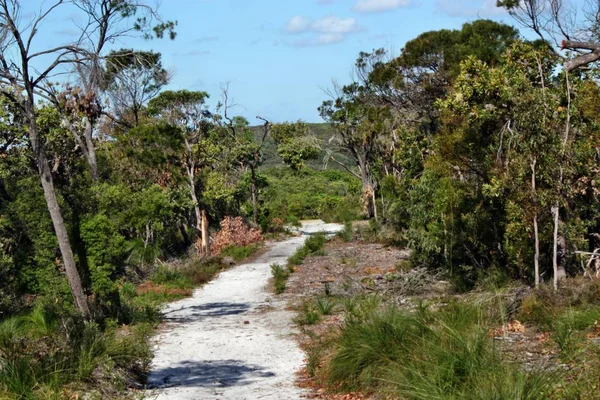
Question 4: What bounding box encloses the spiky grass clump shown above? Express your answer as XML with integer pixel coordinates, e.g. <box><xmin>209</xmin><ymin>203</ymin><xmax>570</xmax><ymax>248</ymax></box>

<box><xmin>324</xmin><ymin>301</ymin><xmax>556</xmax><ymax>399</ymax></box>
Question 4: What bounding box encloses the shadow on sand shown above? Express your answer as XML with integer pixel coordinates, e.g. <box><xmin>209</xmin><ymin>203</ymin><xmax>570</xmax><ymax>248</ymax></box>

<box><xmin>148</xmin><ymin>359</ymin><xmax>276</xmax><ymax>389</ymax></box>
<box><xmin>163</xmin><ymin>302</ymin><xmax>250</xmax><ymax>324</ymax></box>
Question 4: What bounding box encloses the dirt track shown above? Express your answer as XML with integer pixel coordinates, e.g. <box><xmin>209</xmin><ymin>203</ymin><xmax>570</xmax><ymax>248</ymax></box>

<box><xmin>145</xmin><ymin>221</ymin><xmax>341</xmax><ymax>400</ymax></box>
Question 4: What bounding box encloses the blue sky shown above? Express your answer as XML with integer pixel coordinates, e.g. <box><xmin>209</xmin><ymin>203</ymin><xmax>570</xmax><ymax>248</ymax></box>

<box><xmin>33</xmin><ymin>0</ymin><xmax>516</xmax><ymax>123</ymax></box>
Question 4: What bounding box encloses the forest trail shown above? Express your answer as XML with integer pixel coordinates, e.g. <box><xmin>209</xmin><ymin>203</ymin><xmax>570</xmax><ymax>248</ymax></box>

<box><xmin>145</xmin><ymin>221</ymin><xmax>343</xmax><ymax>400</ymax></box>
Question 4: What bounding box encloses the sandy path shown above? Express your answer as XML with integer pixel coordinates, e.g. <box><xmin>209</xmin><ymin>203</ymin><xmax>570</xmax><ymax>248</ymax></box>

<box><xmin>145</xmin><ymin>222</ymin><xmax>341</xmax><ymax>400</ymax></box>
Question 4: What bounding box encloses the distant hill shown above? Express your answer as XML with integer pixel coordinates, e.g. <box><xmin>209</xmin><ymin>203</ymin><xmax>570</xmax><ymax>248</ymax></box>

<box><xmin>252</xmin><ymin>123</ymin><xmax>355</xmax><ymax>171</ymax></box>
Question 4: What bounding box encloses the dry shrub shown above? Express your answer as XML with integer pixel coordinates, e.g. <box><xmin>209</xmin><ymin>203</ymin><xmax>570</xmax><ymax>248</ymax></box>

<box><xmin>209</xmin><ymin>216</ymin><xmax>263</xmax><ymax>255</ymax></box>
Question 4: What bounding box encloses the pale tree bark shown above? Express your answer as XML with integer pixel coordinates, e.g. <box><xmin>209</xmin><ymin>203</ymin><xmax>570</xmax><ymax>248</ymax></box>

<box><xmin>552</xmin><ymin>206</ymin><xmax>560</xmax><ymax>290</ymax></box>
<box><xmin>0</xmin><ymin>0</ymin><xmax>173</xmax><ymax>315</ymax></box>
<box><xmin>28</xmin><ymin>112</ymin><xmax>90</xmax><ymax>316</ymax></box>
<box><xmin>201</xmin><ymin>210</ymin><xmax>209</xmax><ymax>256</ymax></box>
<box><xmin>63</xmin><ymin>117</ymin><xmax>99</xmax><ymax>180</ymax></box>
<box><xmin>531</xmin><ymin>158</ymin><xmax>540</xmax><ymax>287</ymax></box>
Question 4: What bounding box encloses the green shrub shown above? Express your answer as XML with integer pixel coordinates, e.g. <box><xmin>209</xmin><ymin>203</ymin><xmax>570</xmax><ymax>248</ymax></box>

<box><xmin>259</xmin><ymin>167</ymin><xmax>361</xmax><ymax>223</ymax></box>
<box><xmin>220</xmin><ymin>243</ymin><xmax>260</xmax><ymax>262</ymax></box>
<box><xmin>315</xmin><ymin>297</ymin><xmax>337</xmax><ymax>315</ymax></box>
<box><xmin>324</xmin><ymin>302</ymin><xmax>557</xmax><ymax>398</ymax></box>
<box><xmin>288</xmin><ymin>233</ymin><xmax>327</xmax><ymax>267</ymax></box>
<box><xmin>337</xmin><ymin>221</ymin><xmax>354</xmax><ymax>242</ymax></box>
<box><xmin>305</xmin><ymin>233</ymin><xmax>326</xmax><ymax>253</ymax></box>
<box><xmin>296</xmin><ymin>302</ymin><xmax>321</xmax><ymax>325</ymax></box>
<box><xmin>271</xmin><ymin>264</ymin><xmax>289</xmax><ymax>294</ymax></box>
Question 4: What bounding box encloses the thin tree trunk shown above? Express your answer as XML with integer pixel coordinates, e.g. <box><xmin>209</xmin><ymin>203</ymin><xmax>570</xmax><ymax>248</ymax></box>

<box><xmin>178</xmin><ymin>221</ymin><xmax>191</xmax><ymax>247</ymax></box>
<box><xmin>362</xmin><ymin>181</ymin><xmax>376</xmax><ymax>220</ymax></box>
<box><xmin>29</xmin><ymin>119</ymin><xmax>90</xmax><ymax>316</ymax></box>
<box><xmin>552</xmin><ymin>206</ymin><xmax>560</xmax><ymax>291</ymax></box>
<box><xmin>201</xmin><ymin>209</ymin><xmax>209</xmax><ymax>256</ymax></box>
<box><xmin>531</xmin><ymin>158</ymin><xmax>540</xmax><ymax>287</ymax></box>
<box><xmin>84</xmin><ymin>118</ymin><xmax>99</xmax><ymax>180</ymax></box>
<box><xmin>372</xmin><ymin>187</ymin><xmax>378</xmax><ymax>222</ymax></box>
<box><xmin>533</xmin><ymin>214</ymin><xmax>540</xmax><ymax>288</ymax></box>
<box><xmin>251</xmin><ymin>166</ymin><xmax>258</xmax><ymax>226</ymax></box>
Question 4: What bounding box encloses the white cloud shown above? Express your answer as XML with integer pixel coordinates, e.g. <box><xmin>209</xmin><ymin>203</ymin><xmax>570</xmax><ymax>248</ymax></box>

<box><xmin>311</xmin><ymin>16</ymin><xmax>361</xmax><ymax>34</ymax></box>
<box><xmin>284</xmin><ymin>16</ymin><xmax>363</xmax><ymax>47</ymax></box>
<box><xmin>435</xmin><ymin>0</ymin><xmax>507</xmax><ymax>17</ymax></box>
<box><xmin>285</xmin><ymin>16</ymin><xmax>311</xmax><ymax>33</ymax></box>
<box><xmin>317</xmin><ymin>33</ymin><xmax>345</xmax><ymax>44</ymax></box>
<box><xmin>353</xmin><ymin>0</ymin><xmax>410</xmax><ymax>13</ymax></box>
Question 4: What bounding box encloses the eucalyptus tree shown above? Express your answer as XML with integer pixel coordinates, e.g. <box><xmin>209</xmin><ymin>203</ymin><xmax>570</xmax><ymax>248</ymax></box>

<box><xmin>105</xmin><ymin>49</ymin><xmax>170</xmax><ymax>126</ymax></box>
<box><xmin>0</xmin><ymin>0</ymin><xmax>175</xmax><ymax>316</ymax></box>
<box><xmin>498</xmin><ymin>0</ymin><xmax>600</xmax><ymax>286</ymax></box>
<box><xmin>148</xmin><ymin>90</ymin><xmax>214</xmax><ymax>255</ymax></box>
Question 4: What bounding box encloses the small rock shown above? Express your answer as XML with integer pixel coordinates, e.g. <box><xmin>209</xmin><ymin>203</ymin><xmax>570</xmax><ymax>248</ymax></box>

<box><xmin>243</xmin><ymin>320</ymin><xmax>250</xmax><ymax>325</ymax></box>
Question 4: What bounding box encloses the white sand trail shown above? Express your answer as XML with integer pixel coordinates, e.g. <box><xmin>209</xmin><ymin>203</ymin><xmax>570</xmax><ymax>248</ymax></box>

<box><xmin>145</xmin><ymin>221</ymin><xmax>341</xmax><ymax>400</ymax></box>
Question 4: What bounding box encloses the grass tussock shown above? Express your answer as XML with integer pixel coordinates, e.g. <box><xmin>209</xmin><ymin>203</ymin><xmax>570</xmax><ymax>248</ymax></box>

<box><xmin>271</xmin><ymin>233</ymin><xmax>327</xmax><ymax>294</ymax></box>
<box><xmin>0</xmin><ymin>256</ymin><xmax>227</xmax><ymax>399</ymax></box>
<box><xmin>309</xmin><ymin>296</ymin><xmax>558</xmax><ymax>399</ymax></box>
<box><xmin>0</xmin><ymin>303</ymin><xmax>153</xmax><ymax>399</ymax></box>
<box><xmin>219</xmin><ymin>243</ymin><xmax>261</xmax><ymax>262</ymax></box>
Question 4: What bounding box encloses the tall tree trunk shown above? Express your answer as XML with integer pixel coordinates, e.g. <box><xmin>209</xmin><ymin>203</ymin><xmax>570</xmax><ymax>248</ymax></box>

<box><xmin>552</xmin><ymin>206</ymin><xmax>560</xmax><ymax>290</ymax></box>
<box><xmin>178</xmin><ymin>221</ymin><xmax>191</xmax><ymax>247</ymax></box>
<box><xmin>533</xmin><ymin>214</ymin><xmax>540</xmax><ymax>287</ymax></box>
<box><xmin>531</xmin><ymin>159</ymin><xmax>540</xmax><ymax>287</ymax></box>
<box><xmin>201</xmin><ymin>209</ymin><xmax>209</xmax><ymax>256</ymax></box>
<box><xmin>251</xmin><ymin>166</ymin><xmax>258</xmax><ymax>226</ymax></box>
<box><xmin>28</xmin><ymin>118</ymin><xmax>90</xmax><ymax>317</ymax></box>
<box><xmin>362</xmin><ymin>180</ymin><xmax>376</xmax><ymax>220</ymax></box>
<box><xmin>84</xmin><ymin>118</ymin><xmax>99</xmax><ymax>180</ymax></box>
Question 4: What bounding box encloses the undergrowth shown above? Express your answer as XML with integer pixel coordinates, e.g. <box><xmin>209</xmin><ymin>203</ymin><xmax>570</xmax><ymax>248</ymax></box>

<box><xmin>314</xmin><ymin>298</ymin><xmax>557</xmax><ymax>399</ymax></box>
<box><xmin>271</xmin><ymin>232</ymin><xmax>327</xmax><ymax>294</ymax></box>
<box><xmin>0</xmin><ymin>257</ymin><xmax>228</xmax><ymax>399</ymax></box>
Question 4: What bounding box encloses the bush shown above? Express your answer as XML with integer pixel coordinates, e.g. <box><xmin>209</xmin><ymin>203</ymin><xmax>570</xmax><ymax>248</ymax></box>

<box><xmin>220</xmin><ymin>243</ymin><xmax>260</xmax><ymax>262</ymax></box>
<box><xmin>260</xmin><ymin>167</ymin><xmax>361</xmax><ymax>224</ymax></box>
<box><xmin>296</xmin><ymin>301</ymin><xmax>321</xmax><ymax>326</ymax></box>
<box><xmin>271</xmin><ymin>264</ymin><xmax>289</xmax><ymax>294</ymax></box>
<box><xmin>288</xmin><ymin>233</ymin><xmax>327</xmax><ymax>267</ymax></box>
<box><xmin>337</xmin><ymin>221</ymin><xmax>354</xmax><ymax>242</ymax></box>
<box><xmin>322</xmin><ymin>302</ymin><xmax>557</xmax><ymax>398</ymax></box>
<box><xmin>0</xmin><ymin>305</ymin><xmax>152</xmax><ymax>399</ymax></box>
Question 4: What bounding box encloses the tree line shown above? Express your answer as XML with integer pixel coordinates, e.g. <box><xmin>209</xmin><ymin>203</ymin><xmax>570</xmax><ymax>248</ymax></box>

<box><xmin>308</xmin><ymin>3</ymin><xmax>600</xmax><ymax>289</ymax></box>
<box><xmin>0</xmin><ymin>0</ymin><xmax>317</xmax><ymax>319</ymax></box>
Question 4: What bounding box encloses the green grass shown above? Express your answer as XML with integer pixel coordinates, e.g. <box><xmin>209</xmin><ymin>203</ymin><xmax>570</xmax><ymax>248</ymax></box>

<box><xmin>288</xmin><ymin>233</ymin><xmax>327</xmax><ymax>266</ymax></box>
<box><xmin>315</xmin><ymin>297</ymin><xmax>337</xmax><ymax>315</ymax></box>
<box><xmin>296</xmin><ymin>301</ymin><xmax>322</xmax><ymax>326</ymax></box>
<box><xmin>337</xmin><ymin>221</ymin><xmax>354</xmax><ymax>242</ymax></box>
<box><xmin>315</xmin><ymin>298</ymin><xmax>557</xmax><ymax>399</ymax></box>
<box><xmin>272</xmin><ymin>233</ymin><xmax>329</xmax><ymax>295</ymax></box>
<box><xmin>271</xmin><ymin>264</ymin><xmax>290</xmax><ymax>294</ymax></box>
<box><xmin>0</xmin><ymin>257</ymin><xmax>228</xmax><ymax>399</ymax></box>
<box><xmin>0</xmin><ymin>304</ymin><xmax>153</xmax><ymax>399</ymax></box>
<box><xmin>219</xmin><ymin>243</ymin><xmax>261</xmax><ymax>262</ymax></box>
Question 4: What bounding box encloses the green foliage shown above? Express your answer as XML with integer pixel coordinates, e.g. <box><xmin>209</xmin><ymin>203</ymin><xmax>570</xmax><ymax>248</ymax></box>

<box><xmin>337</xmin><ymin>221</ymin><xmax>354</xmax><ymax>242</ymax></box>
<box><xmin>315</xmin><ymin>297</ymin><xmax>337</xmax><ymax>315</ymax></box>
<box><xmin>271</xmin><ymin>264</ymin><xmax>289</xmax><ymax>294</ymax></box>
<box><xmin>323</xmin><ymin>302</ymin><xmax>556</xmax><ymax>398</ymax></box>
<box><xmin>270</xmin><ymin>121</ymin><xmax>320</xmax><ymax>170</ymax></box>
<box><xmin>0</xmin><ymin>304</ymin><xmax>153</xmax><ymax>399</ymax></box>
<box><xmin>296</xmin><ymin>301</ymin><xmax>322</xmax><ymax>326</ymax></box>
<box><xmin>219</xmin><ymin>244</ymin><xmax>260</xmax><ymax>262</ymax></box>
<box><xmin>259</xmin><ymin>167</ymin><xmax>361</xmax><ymax>227</ymax></box>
